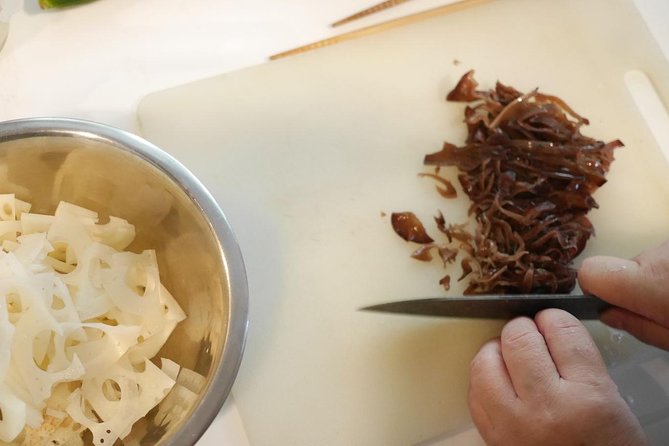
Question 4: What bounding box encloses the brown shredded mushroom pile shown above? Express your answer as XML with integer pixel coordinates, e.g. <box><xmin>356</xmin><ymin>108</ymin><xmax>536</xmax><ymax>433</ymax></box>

<box><xmin>391</xmin><ymin>70</ymin><xmax>622</xmax><ymax>295</ymax></box>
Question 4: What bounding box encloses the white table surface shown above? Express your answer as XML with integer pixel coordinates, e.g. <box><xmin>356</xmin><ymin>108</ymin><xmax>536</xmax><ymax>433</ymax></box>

<box><xmin>0</xmin><ymin>0</ymin><xmax>668</xmax><ymax>444</ymax></box>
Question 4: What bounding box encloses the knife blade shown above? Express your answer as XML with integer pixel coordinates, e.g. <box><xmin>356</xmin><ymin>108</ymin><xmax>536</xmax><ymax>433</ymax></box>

<box><xmin>361</xmin><ymin>294</ymin><xmax>612</xmax><ymax>319</ymax></box>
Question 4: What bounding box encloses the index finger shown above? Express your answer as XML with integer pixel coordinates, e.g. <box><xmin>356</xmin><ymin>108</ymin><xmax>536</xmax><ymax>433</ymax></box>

<box><xmin>500</xmin><ymin>316</ymin><xmax>559</xmax><ymax>400</ymax></box>
<box><xmin>535</xmin><ymin>309</ymin><xmax>608</xmax><ymax>383</ymax></box>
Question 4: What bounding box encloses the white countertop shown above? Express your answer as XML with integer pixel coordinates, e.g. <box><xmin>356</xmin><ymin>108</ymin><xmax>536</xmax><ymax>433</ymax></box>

<box><xmin>0</xmin><ymin>0</ymin><xmax>668</xmax><ymax>444</ymax></box>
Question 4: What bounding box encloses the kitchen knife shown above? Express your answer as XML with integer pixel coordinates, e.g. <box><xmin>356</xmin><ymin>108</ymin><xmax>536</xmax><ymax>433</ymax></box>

<box><xmin>361</xmin><ymin>294</ymin><xmax>612</xmax><ymax>319</ymax></box>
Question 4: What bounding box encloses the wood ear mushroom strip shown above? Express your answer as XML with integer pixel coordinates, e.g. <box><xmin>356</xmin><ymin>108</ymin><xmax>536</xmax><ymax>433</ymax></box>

<box><xmin>392</xmin><ymin>71</ymin><xmax>622</xmax><ymax>295</ymax></box>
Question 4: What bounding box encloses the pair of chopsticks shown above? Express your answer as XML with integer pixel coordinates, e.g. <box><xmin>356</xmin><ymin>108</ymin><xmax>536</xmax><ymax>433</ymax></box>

<box><xmin>269</xmin><ymin>0</ymin><xmax>489</xmax><ymax>60</ymax></box>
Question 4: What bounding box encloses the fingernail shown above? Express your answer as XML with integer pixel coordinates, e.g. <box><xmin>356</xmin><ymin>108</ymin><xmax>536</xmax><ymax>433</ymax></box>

<box><xmin>583</xmin><ymin>256</ymin><xmax>636</xmax><ymax>274</ymax></box>
<box><xmin>606</xmin><ymin>264</ymin><xmax>628</xmax><ymax>273</ymax></box>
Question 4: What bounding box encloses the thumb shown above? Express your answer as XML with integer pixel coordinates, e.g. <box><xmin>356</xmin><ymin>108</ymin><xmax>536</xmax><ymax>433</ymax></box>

<box><xmin>578</xmin><ymin>244</ymin><xmax>669</xmax><ymax>327</ymax></box>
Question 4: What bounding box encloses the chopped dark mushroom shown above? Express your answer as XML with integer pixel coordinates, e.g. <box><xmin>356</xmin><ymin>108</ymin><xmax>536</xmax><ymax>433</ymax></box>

<box><xmin>392</xmin><ymin>70</ymin><xmax>621</xmax><ymax>295</ymax></box>
<box><xmin>390</xmin><ymin>212</ymin><xmax>434</xmax><ymax>244</ymax></box>
<box><xmin>439</xmin><ymin>275</ymin><xmax>451</xmax><ymax>291</ymax></box>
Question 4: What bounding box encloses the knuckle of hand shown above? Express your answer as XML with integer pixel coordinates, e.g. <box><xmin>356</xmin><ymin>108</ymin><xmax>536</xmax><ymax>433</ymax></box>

<box><xmin>548</xmin><ymin>315</ymin><xmax>581</xmax><ymax>333</ymax></box>
<box><xmin>469</xmin><ymin>355</ymin><xmax>489</xmax><ymax>381</ymax></box>
<box><xmin>642</xmin><ymin>260</ymin><xmax>669</xmax><ymax>287</ymax></box>
<box><xmin>545</xmin><ymin>316</ymin><xmax>584</xmax><ymax>339</ymax></box>
<box><xmin>469</xmin><ymin>355</ymin><xmax>483</xmax><ymax>376</ymax></box>
<box><xmin>567</xmin><ymin>339</ymin><xmax>599</xmax><ymax>362</ymax></box>
<box><xmin>470</xmin><ymin>341</ymin><xmax>501</xmax><ymax>373</ymax></box>
<box><xmin>503</xmin><ymin>328</ymin><xmax>543</xmax><ymax>351</ymax></box>
<box><xmin>586</xmin><ymin>379</ymin><xmax>619</xmax><ymax>398</ymax></box>
<box><xmin>469</xmin><ymin>351</ymin><xmax>494</xmax><ymax>379</ymax></box>
<box><xmin>641</xmin><ymin>261</ymin><xmax>669</xmax><ymax>319</ymax></box>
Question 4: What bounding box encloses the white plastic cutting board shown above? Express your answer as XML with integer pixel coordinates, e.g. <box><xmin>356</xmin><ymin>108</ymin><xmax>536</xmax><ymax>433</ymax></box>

<box><xmin>138</xmin><ymin>0</ymin><xmax>669</xmax><ymax>444</ymax></box>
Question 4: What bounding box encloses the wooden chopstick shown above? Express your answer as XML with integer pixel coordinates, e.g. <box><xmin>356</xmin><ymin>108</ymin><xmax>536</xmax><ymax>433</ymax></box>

<box><xmin>269</xmin><ymin>0</ymin><xmax>491</xmax><ymax>61</ymax></box>
<box><xmin>332</xmin><ymin>0</ymin><xmax>414</xmax><ymax>28</ymax></box>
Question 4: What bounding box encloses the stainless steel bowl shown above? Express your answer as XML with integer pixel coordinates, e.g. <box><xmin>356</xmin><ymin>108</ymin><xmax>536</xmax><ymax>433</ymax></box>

<box><xmin>0</xmin><ymin>117</ymin><xmax>248</xmax><ymax>445</ymax></box>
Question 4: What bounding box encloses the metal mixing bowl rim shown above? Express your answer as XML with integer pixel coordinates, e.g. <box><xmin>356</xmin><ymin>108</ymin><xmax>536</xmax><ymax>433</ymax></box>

<box><xmin>0</xmin><ymin>117</ymin><xmax>249</xmax><ymax>445</ymax></box>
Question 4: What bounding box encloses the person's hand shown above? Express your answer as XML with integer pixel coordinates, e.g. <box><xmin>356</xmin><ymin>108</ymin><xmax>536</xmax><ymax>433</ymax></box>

<box><xmin>468</xmin><ymin>309</ymin><xmax>646</xmax><ymax>446</ymax></box>
<box><xmin>579</xmin><ymin>240</ymin><xmax>669</xmax><ymax>350</ymax></box>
